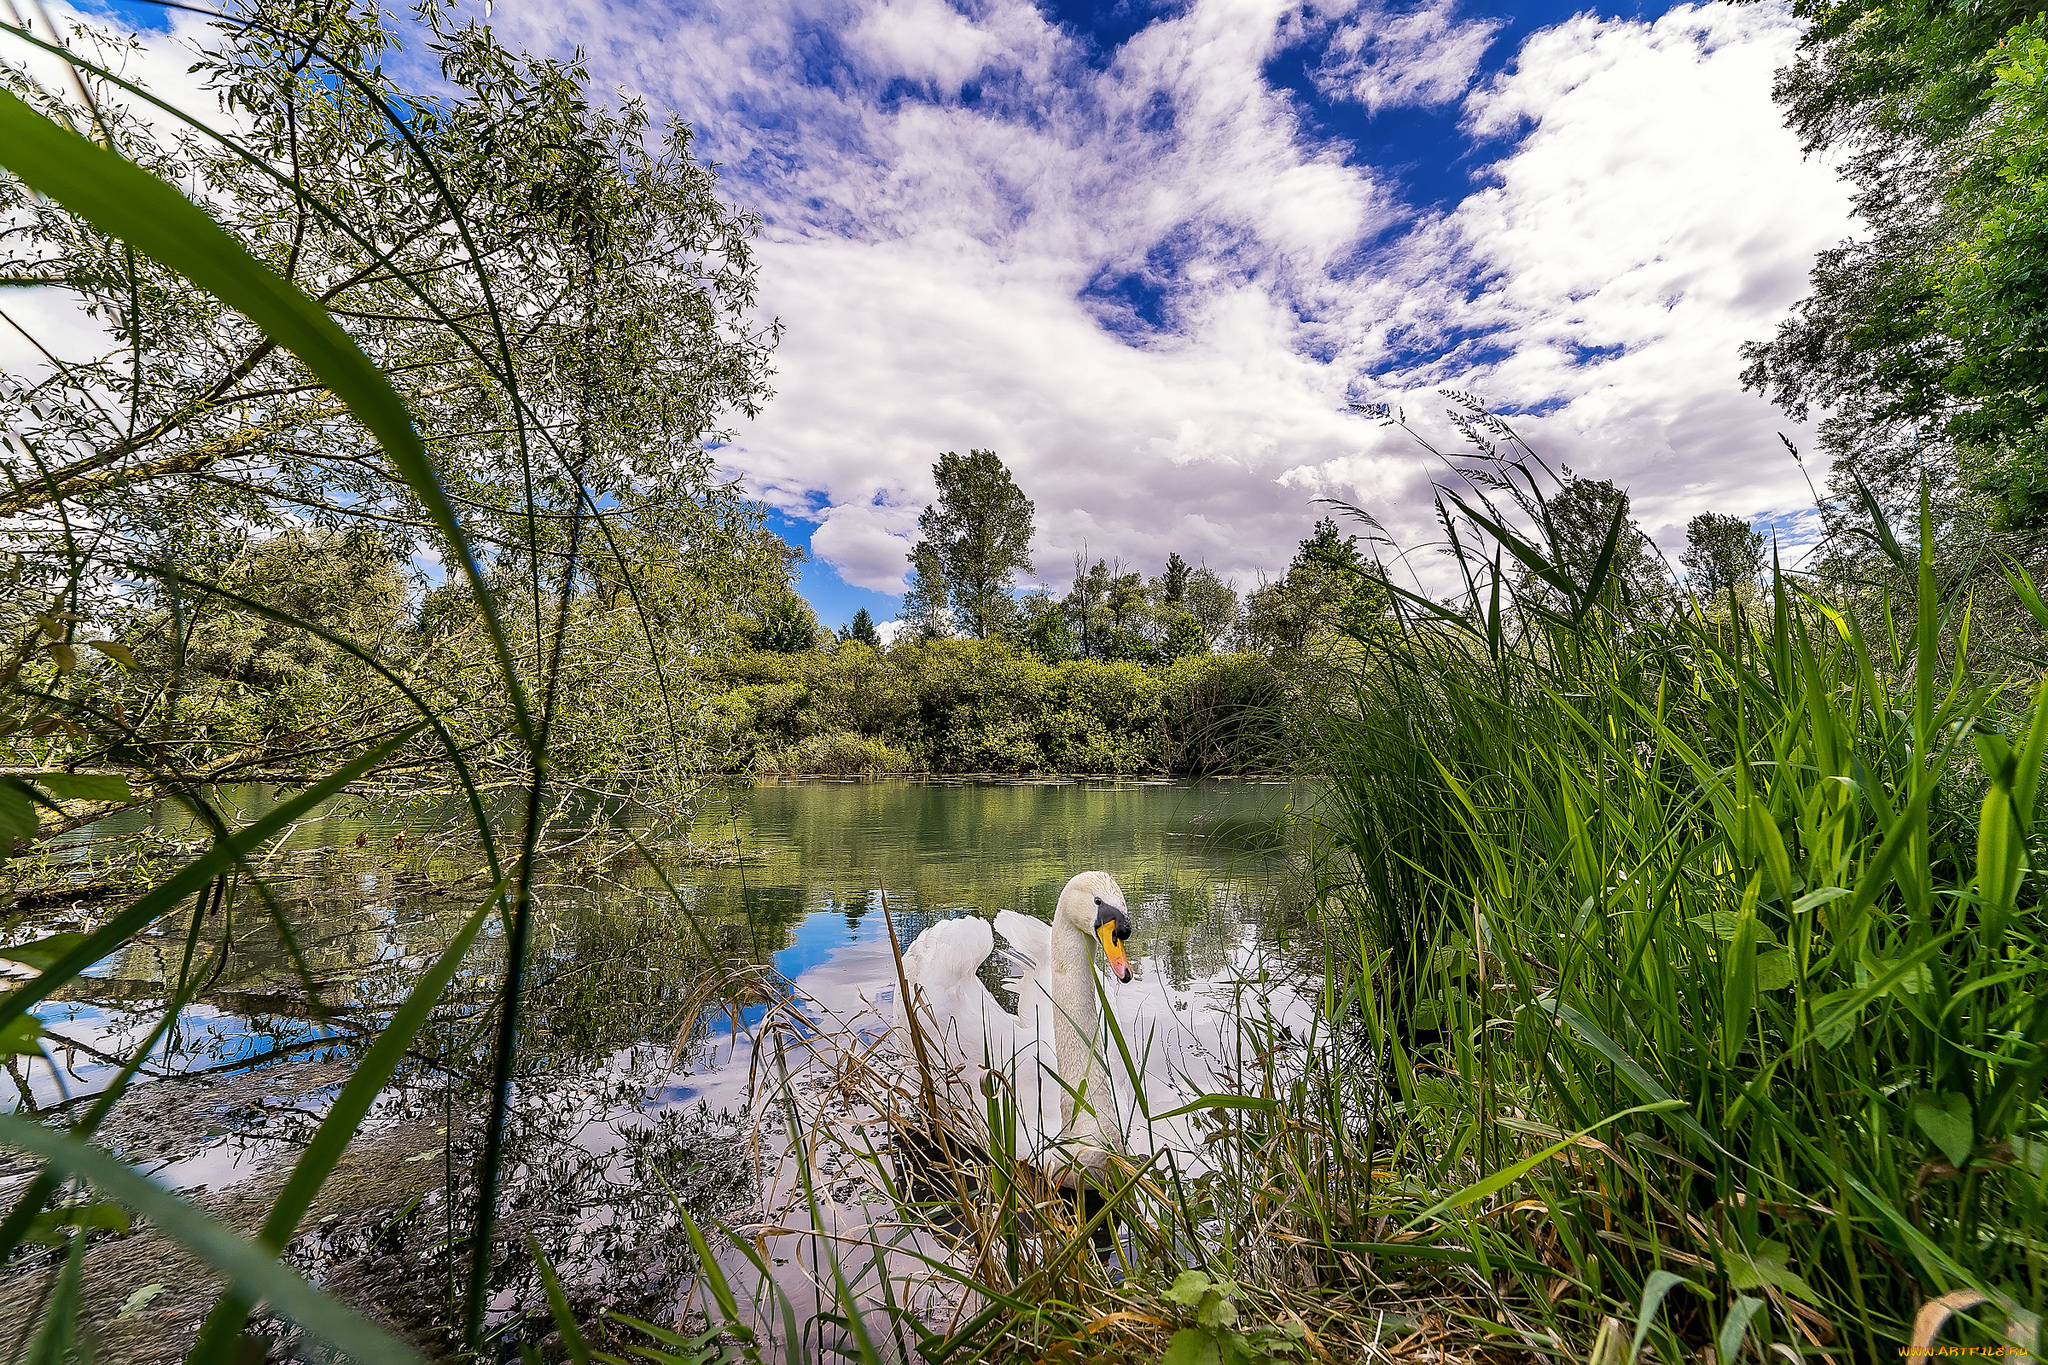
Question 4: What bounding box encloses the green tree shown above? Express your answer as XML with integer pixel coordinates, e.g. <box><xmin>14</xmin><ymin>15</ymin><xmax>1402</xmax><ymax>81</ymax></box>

<box><xmin>1102</xmin><ymin>563</ymin><xmax>1152</xmax><ymax>659</ymax></box>
<box><xmin>1740</xmin><ymin>0</ymin><xmax>2048</xmax><ymax>528</ymax></box>
<box><xmin>1157</xmin><ymin>552</ymin><xmax>1192</xmax><ymax>608</ymax></box>
<box><xmin>910</xmin><ymin>449</ymin><xmax>1036</xmax><ymax>638</ymax></box>
<box><xmin>1242</xmin><ymin>518</ymin><xmax>1388</xmax><ymax>656</ymax></box>
<box><xmin>902</xmin><ymin>543</ymin><xmax>953</xmax><ymax>641</ymax></box>
<box><xmin>748</xmin><ymin>589</ymin><xmax>821</xmax><ymax>653</ymax></box>
<box><xmin>1681</xmin><ymin>512</ymin><xmax>1765</xmax><ymax>601</ymax></box>
<box><xmin>838</xmin><ymin>607</ymin><xmax>883</xmax><ymax>649</ymax></box>
<box><xmin>0</xmin><ymin>0</ymin><xmax>780</xmax><ymax>808</ymax></box>
<box><xmin>1064</xmin><ymin>555</ymin><xmax>1109</xmax><ymax>658</ymax></box>
<box><xmin>1017</xmin><ymin>591</ymin><xmax>1072</xmax><ymax>662</ymax></box>
<box><xmin>1521</xmin><ymin>476</ymin><xmax>1672</xmax><ymax>613</ymax></box>
<box><xmin>1183</xmin><ymin>566</ymin><xmax>1240</xmax><ymax>649</ymax></box>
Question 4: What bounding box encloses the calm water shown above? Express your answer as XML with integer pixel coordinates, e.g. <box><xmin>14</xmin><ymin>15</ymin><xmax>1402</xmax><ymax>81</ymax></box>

<box><xmin>2</xmin><ymin>778</ymin><xmax>1312</xmax><ymax>1344</ymax></box>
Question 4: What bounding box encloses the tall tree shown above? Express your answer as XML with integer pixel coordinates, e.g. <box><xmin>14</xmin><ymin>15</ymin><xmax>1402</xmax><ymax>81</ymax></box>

<box><xmin>1102</xmin><ymin>563</ymin><xmax>1150</xmax><ymax>657</ymax></box>
<box><xmin>1158</xmin><ymin>553</ymin><xmax>1191</xmax><ymax>608</ymax></box>
<box><xmin>910</xmin><ymin>449</ymin><xmax>1035</xmax><ymax>638</ymax></box>
<box><xmin>1681</xmin><ymin>512</ymin><xmax>1765</xmax><ymax>601</ymax></box>
<box><xmin>1521</xmin><ymin>476</ymin><xmax>1672</xmax><ymax>613</ymax></box>
<box><xmin>1064</xmin><ymin>555</ymin><xmax>1108</xmax><ymax>658</ymax></box>
<box><xmin>1243</xmin><ymin>518</ymin><xmax>1389</xmax><ymax>655</ymax></box>
<box><xmin>1183</xmin><ymin>567</ymin><xmax>1241</xmax><ymax>649</ymax></box>
<box><xmin>1741</xmin><ymin>0</ymin><xmax>2048</xmax><ymax>529</ymax></box>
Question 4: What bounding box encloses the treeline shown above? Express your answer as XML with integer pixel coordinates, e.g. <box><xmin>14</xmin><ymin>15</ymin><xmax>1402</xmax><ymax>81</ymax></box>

<box><xmin>705</xmin><ymin>641</ymin><xmax>1291</xmax><ymax>776</ymax></box>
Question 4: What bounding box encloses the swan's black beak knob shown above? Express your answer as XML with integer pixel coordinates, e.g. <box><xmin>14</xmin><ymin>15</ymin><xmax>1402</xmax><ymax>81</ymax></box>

<box><xmin>1093</xmin><ymin>897</ymin><xmax>1133</xmax><ymax>982</ymax></box>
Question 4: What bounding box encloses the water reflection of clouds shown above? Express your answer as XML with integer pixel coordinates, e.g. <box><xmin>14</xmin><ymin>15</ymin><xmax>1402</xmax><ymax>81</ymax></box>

<box><xmin>4</xmin><ymin>781</ymin><xmax>1310</xmax><ymax>1325</ymax></box>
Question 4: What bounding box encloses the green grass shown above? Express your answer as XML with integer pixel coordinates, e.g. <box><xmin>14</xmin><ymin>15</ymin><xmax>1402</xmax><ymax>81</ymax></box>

<box><xmin>771</xmin><ymin>440</ymin><xmax>2048</xmax><ymax>1365</ymax></box>
<box><xmin>1307</xmin><ymin>457</ymin><xmax>2048</xmax><ymax>1358</ymax></box>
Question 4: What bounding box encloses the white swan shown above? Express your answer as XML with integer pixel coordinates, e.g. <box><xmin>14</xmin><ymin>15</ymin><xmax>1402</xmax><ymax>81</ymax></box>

<box><xmin>893</xmin><ymin>871</ymin><xmax>1133</xmax><ymax>1182</ymax></box>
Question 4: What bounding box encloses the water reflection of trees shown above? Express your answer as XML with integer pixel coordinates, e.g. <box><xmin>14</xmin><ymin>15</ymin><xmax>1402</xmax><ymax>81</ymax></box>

<box><xmin>13</xmin><ymin>780</ymin><xmax>1307</xmax><ymax>1350</ymax></box>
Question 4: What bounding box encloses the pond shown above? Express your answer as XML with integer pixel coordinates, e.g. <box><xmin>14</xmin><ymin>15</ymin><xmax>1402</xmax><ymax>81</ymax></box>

<box><xmin>1</xmin><ymin>777</ymin><xmax>1315</xmax><ymax>1357</ymax></box>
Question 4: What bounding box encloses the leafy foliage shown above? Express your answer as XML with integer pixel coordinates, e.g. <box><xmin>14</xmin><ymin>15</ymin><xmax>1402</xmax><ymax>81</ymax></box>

<box><xmin>910</xmin><ymin>449</ymin><xmax>1036</xmax><ymax>639</ymax></box>
<box><xmin>707</xmin><ymin>638</ymin><xmax>1294</xmax><ymax>775</ymax></box>
<box><xmin>1314</xmin><ymin>403</ymin><xmax>2048</xmax><ymax>1359</ymax></box>
<box><xmin>1743</xmin><ymin>0</ymin><xmax>2048</xmax><ymax>530</ymax></box>
<box><xmin>1681</xmin><ymin>510</ymin><xmax>1765</xmax><ymax>601</ymax></box>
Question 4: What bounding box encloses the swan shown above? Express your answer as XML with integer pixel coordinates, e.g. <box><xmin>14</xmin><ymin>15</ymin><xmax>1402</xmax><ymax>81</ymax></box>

<box><xmin>892</xmin><ymin>871</ymin><xmax>1134</xmax><ymax>1184</ymax></box>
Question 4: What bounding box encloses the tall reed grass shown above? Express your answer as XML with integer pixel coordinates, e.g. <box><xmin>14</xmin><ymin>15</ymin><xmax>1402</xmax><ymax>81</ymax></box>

<box><xmin>1312</xmin><ymin>409</ymin><xmax>2048</xmax><ymax>1359</ymax></box>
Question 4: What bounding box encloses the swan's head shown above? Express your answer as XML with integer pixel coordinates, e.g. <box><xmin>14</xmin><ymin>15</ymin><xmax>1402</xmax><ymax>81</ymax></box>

<box><xmin>1059</xmin><ymin>871</ymin><xmax>1132</xmax><ymax>983</ymax></box>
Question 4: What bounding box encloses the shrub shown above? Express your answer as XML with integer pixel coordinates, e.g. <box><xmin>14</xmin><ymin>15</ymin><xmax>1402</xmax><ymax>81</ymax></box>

<box><xmin>754</xmin><ymin>729</ymin><xmax>912</xmax><ymax>776</ymax></box>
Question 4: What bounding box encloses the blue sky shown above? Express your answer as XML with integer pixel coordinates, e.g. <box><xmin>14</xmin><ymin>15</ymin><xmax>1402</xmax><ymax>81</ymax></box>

<box><xmin>67</xmin><ymin>0</ymin><xmax>1853</xmax><ymax>630</ymax></box>
<box><xmin>480</xmin><ymin>0</ymin><xmax>1850</xmax><ymax>629</ymax></box>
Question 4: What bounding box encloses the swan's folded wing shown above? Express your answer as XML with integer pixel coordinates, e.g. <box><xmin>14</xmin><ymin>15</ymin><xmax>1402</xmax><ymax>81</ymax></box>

<box><xmin>992</xmin><ymin>910</ymin><xmax>1052</xmax><ymax>974</ymax></box>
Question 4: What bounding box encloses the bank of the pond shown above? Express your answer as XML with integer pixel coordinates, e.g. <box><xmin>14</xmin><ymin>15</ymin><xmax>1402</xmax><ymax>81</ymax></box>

<box><xmin>702</xmin><ymin>638</ymin><xmax>1303</xmax><ymax>776</ymax></box>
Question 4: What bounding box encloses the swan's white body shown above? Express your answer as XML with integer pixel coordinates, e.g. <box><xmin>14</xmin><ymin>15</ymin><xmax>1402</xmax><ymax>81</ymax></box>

<box><xmin>893</xmin><ymin>871</ymin><xmax>1132</xmax><ymax>1178</ymax></box>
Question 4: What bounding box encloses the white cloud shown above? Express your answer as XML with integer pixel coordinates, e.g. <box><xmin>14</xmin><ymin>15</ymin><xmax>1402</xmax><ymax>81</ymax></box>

<box><xmin>1399</xmin><ymin>3</ymin><xmax>1852</xmax><ymax>558</ymax></box>
<box><xmin>37</xmin><ymin>0</ymin><xmax>1848</xmax><ymax>594</ymax></box>
<box><xmin>846</xmin><ymin>0</ymin><xmax>1028</xmax><ymax>95</ymax></box>
<box><xmin>1314</xmin><ymin>0</ymin><xmax>1502</xmax><ymax>113</ymax></box>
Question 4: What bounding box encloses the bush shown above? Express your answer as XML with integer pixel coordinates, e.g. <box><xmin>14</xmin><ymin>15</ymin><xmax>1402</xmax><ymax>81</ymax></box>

<box><xmin>753</xmin><ymin>729</ymin><xmax>912</xmax><ymax>776</ymax></box>
<box><xmin>698</xmin><ymin>638</ymin><xmax>1294</xmax><ymax>775</ymax></box>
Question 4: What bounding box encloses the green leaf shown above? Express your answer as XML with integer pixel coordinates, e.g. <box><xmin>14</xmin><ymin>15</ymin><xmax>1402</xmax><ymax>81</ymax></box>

<box><xmin>1163</xmin><ymin>1328</ymin><xmax>1221</xmax><ymax>1365</ymax></box>
<box><xmin>1721</xmin><ymin>873</ymin><xmax>1761</xmax><ymax>1068</ymax></box>
<box><xmin>0</xmin><ymin>1015</ymin><xmax>42</xmax><ymax>1056</ymax></box>
<box><xmin>44</xmin><ymin>641</ymin><xmax>75</xmax><ymax>675</ymax></box>
<box><xmin>30</xmin><ymin>773</ymin><xmax>132</xmax><ymax>803</ymax></box>
<box><xmin>26</xmin><ymin>1226</ymin><xmax>83</xmax><ymax>1365</ymax></box>
<box><xmin>23</xmin><ymin>1201</ymin><xmax>131</xmax><ymax>1246</ymax></box>
<box><xmin>1809</xmin><ymin>989</ymin><xmax>1862</xmax><ymax>1050</ymax></box>
<box><xmin>1164</xmin><ymin>1270</ymin><xmax>1213</xmax><ymax>1308</ymax></box>
<box><xmin>0</xmin><ymin>1114</ymin><xmax>422</xmax><ymax>1362</ymax></box>
<box><xmin>1977</xmin><ymin>778</ymin><xmax>2023</xmax><ymax>918</ymax></box>
<box><xmin>529</xmin><ymin>1234</ymin><xmax>592</xmax><ymax>1365</ymax></box>
<box><xmin>1791</xmin><ymin>886</ymin><xmax>1852</xmax><ymax>915</ymax></box>
<box><xmin>1534</xmin><ymin>1000</ymin><xmax>1718</xmax><ymax>1151</ymax></box>
<box><xmin>1197</xmin><ymin>1290</ymin><xmax>1238</xmax><ymax>1330</ymax></box>
<box><xmin>1912</xmin><ymin>1091</ymin><xmax>1975</xmax><ymax>1167</ymax></box>
<box><xmin>117</xmin><ymin>1283</ymin><xmax>168</xmax><ymax>1319</ymax></box>
<box><xmin>1688</xmin><ymin>911</ymin><xmax>1777</xmax><ymax>942</ymax></box>
<box><xmin>84</xmin><ymin>640</ymin><xmax>135</xmax><ymax>669</ymax></box>
<box><xmin>1723</xmin><ymin>1240</ymin><xmax>1821</xmax><ymax>1305</ymax></box>
<box><xmin>1870</xmin><ymin>956</ymin><xmax>1936</xmax><ymax>998</ymax></box>
<box><xmin>1753</xmin><ymin>950</ymin><xmax>1798</xmax><ymax>992</ymax></box>
<box><xmin>0</xmin><ymin>934</ymin><xmax>90</xmax><ymax>971</ymax></box>
<box><xmin>0</xmin><ymin>780</ymin><xmax>37</xmax><ymax>843</ymax></box>
<box><xmin>1716</xmin><ymin>1295</ymin><xmax>1767</xmax><ymax>1365</ymax></box>
<box><xmin>1631</xmin><ymin>1269</ymin><xmax>1702</xmax><ymax>1359</ymax></box>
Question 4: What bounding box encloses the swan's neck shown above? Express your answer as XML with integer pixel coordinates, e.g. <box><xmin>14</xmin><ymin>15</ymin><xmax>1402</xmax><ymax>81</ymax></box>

<box><xmin>1049</xmin><ymin>921</ymin><xmax>1116</xmax><ymax>1145</ymax></box>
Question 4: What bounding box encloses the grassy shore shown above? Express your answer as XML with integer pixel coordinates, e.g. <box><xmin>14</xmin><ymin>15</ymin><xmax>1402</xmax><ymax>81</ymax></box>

<box><xmin>742</xmin><ymin>490</ymin><xmax>2048</xmax><ymax>1365</ymax></box>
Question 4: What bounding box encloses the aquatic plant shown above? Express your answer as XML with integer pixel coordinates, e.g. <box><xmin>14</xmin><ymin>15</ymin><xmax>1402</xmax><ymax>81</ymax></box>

<box><xmin>1311</xmin><ymin>402</ymin><xmax>2048</xmax><ymax>1358</ymax></box>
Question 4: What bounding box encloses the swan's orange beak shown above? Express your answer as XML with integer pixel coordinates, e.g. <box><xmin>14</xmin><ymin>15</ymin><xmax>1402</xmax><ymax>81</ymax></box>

<box><xmin>1098</xmin><ymin>924</ymin><xmax>1132</xmax><ymax>982</ymax></box>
